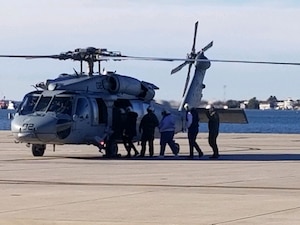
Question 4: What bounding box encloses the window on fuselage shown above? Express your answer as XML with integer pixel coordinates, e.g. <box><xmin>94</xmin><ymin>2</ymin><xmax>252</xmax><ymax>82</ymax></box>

<box><xmin>76</xmin><ymin>98</ymin><xmax>89</xmax><ymax>119</ymax></box>
<box><xmin>96</xmin><ymin>98</ymin><xmax>107</xmax><ymax>124</ymax></box>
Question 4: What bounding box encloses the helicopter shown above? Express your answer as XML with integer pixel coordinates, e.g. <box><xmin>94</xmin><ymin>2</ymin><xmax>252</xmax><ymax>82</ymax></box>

<box><xmin>7</xmin><ymin>21</ymin><xmax>295</xmax><ymax>158</ymax></box>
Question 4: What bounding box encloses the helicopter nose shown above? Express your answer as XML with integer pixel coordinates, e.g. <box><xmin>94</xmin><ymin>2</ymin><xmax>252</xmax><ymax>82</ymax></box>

<box><xmin>11</xmin><ymin>113</ymin><xmax>59</xmax><ymax>143</ymax></box>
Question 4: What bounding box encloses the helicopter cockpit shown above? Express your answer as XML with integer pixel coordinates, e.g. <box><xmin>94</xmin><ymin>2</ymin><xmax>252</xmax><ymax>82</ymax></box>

<box><xmin>18</xmin><ymin>92</ymin><xmax>74</xmax><ymax>116</ymax></box>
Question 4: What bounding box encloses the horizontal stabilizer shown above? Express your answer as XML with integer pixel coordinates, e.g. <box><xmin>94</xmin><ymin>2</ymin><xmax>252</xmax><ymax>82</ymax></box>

<box><xmin>196</xmin><ymin>108</ymin><xmax>248</xmax><ymax>124</ymax></box>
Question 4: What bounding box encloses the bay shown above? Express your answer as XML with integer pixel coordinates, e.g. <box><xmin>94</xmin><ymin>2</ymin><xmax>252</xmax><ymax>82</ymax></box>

<box><xmin>1</xmin><ymin>109</ymin><xmax>300</xmax><ymax>134</ymax></box>
<box><xmin>201</xmin><ymin>109</ymin><xmax>300</xmax><ymax>134</ymax></box>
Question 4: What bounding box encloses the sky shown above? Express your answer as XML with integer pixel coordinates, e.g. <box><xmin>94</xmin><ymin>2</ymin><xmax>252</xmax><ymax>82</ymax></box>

<box><xmin>0</xmin><ymin>0</ymin><xmax>300</xmax><ymax>102</ymax></box>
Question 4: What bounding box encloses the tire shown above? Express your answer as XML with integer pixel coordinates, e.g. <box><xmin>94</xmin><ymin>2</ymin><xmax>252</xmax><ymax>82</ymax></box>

<box><xmin>32</xmin><ymin>144</ymin><xmax>46</xmax><ymax>157</ymax></box>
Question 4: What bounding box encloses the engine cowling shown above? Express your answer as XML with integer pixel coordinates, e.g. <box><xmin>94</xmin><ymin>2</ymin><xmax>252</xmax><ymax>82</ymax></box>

<box><xmin>105</xmin><ymin>74</ymin><xmax>156</xmax><ymax>101</ymax></box>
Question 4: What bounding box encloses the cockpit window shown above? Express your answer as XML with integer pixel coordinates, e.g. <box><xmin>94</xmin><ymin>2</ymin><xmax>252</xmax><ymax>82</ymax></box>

<box><xmin>35</xmin><ymin>96</ymin><xmax>52</xmax><ymax>112</ymax></box>
<box><xmin>18</xmin><ymin>95</ymin><xmax>73</xmax><ymax>115</ymax></box>
<box><xmin>48</xmin><ymin>97</ymin><xmax>72</xmax><ymax>115</ymax></box>
<box><xmin>18</xmin><ymin>94</ymin><xmax>39</xmax><ymax>115</ymax></box>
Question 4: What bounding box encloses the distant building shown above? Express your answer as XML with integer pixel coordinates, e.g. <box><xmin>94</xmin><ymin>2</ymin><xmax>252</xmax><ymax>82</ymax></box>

<box><xmin>259</xmin><ymin>101</ymin><xmax>271</xmax><ymax>110</ymax></box>
<box><xmin>240</xmin><ymin>101</ymin><xmax>248</xmax><ymax>109</ymax></box>
<box><xmin>276</xmin><ymin>98</ymin><xmax>294</xmax><ymax>110</ymax></box>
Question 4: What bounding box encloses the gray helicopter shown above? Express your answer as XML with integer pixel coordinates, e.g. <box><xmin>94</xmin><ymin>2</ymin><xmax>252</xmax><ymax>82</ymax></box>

<box><xmin>2</xmin><ymin>22</ymin><xmax>252</xmax><ymax>157</ymax></box>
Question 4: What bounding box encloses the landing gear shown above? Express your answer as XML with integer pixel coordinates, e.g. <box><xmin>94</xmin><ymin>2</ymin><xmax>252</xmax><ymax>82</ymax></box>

<box><xmin>104</xmin><ymin>139</ymin><xmax>119</xmax><ymax>158</ymax></box>
<box><xmin>32</xmin><ymin>144</ymin><xmax>46</xmax><ymax>157</ymax></box>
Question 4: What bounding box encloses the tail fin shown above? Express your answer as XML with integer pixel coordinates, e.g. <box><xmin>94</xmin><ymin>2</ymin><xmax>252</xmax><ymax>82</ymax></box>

<box><xmin>170</xmin><ymin>21</ymin><xmax>213</xmax><ymax>111</ymax></box>
<box><xmin>178</xmin><ymin>52</ymin><xmax>211</xmax><ymax>111</ymax></box>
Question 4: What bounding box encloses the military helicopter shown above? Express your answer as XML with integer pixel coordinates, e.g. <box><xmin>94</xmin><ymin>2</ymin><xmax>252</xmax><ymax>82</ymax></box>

<box><xmin>7</xmin><ymin>21</ymin><xmax>295</xmax><ymax>158</ymax></box>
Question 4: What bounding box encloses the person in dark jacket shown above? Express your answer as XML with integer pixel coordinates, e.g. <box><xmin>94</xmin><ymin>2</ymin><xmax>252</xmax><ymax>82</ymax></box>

<box><xmin>139</xmin><ymin>106</ymin><xmax>159</xmax><ymax>157</ymax></box>
<box><xmin>206</xmin><ymin>105</ymin><xmax>220</xmax><ymax>159</ymax></box>
<box><xmin>184</xmin><ymin>104</ymin><xmax>203</xmax><ymax>158</ymax></box>
<box><xmin>123</xmin><ymin>106</ymin><xmax>139</xmax><ymax>157</ymax></box>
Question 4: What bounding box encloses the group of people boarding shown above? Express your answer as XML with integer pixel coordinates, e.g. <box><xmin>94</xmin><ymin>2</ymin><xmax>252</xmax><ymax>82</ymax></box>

<box><xmin>121</xmin><ymin>104</ymin><xmax>220</xmax><ymax>159</ymax></box>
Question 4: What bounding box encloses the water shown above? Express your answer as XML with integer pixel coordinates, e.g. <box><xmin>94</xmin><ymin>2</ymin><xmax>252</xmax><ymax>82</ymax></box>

<box><xmin>1</xmin><ymin>109</ymin><xmax>300</xmax><ymax>134</ymax></box>
<box><xmin>201</xmin><ymin>109</ymin><xmax>300</xmax><ymax>134</ymax></box>
<box><xmin>0</xmin><ymin>109</ymin><xmax>15</xmax><ymax>130</ymax></box>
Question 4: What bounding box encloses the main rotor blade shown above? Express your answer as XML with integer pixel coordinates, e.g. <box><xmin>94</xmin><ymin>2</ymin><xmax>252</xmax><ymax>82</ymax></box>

<box><xmin>0</xmin><ymin>54</ymin><xmax>66</xmax><ymax>60</ymax></box>
<box><xmin>1</xmin><ymin>53</ymin><xmax>300</xmax><ymax>67</ymax></box>
<box><xmin>191</xmin><ymin>21</ymin><xmax>198</xmax><ymax>54</ymax></box>
<box><xmin>0</xmin><ymin>54</ymin><xmax>55</xmax><ymax>58</ymax></box>
<box><xmin>171</xmin><ymin>61</ymin><xmax>189</xmax><ymax>74</ymax></box>
<box><xmin>209</xmin><ymin>59</ymin><xmax>300</xmax><ymax>66</ymax></box>
<box><xmin>106</xmin><ymin>55</ymin><xmax>300</xmax><ymax>66</ymax></box>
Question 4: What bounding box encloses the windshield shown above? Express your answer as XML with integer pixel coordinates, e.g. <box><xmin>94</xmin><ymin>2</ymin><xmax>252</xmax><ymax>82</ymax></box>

<box><xmin>19</xmin><ymin>94</ymin><xmax>73</xmax><ymax>115</ymax></box>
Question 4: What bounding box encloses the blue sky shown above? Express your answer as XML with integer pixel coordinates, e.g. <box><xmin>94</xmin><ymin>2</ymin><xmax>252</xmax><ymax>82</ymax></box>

<box><xmin>0</xmin><ymin>0</ymin><xmax>300</xmax><ymax>102</ymax></box>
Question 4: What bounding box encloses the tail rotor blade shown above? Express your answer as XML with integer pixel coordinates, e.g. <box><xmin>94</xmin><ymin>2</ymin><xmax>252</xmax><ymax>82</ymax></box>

<box><xmin>202</xmin><ymin>41</ymin><xmax>213</xmax><ymax>52</ymax></box>
<box><xmin>191</xmin><ymin>21</ymin><xmax>198</xmax><ymax>54</ymax></box>
<box><xmin>171</xmin><ymin>61</ymin><xmax>188</xmax><ymax>74</ymax></box>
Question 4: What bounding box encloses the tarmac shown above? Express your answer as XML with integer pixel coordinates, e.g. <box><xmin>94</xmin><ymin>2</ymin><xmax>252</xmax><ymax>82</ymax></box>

<box><xmin>0</xmin><ymin>130</ymin><xmax>300</xmax><ymax>225</ymax></box>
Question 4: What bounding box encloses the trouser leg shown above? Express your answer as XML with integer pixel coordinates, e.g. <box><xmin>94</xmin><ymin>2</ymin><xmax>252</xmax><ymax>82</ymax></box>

<box><xmin>129</xmin><ymin>140</ymin><xmax>139</xmax><ymax>155</ymax></box>
<box><xmin>149</xmin><ymin>137</ymin><xmax>154</xmax><ymax>156</ymax></box>
<box><xmin>160</xmin><ymin>132</ymin><xmax>167</xmax><ymax>156</ymax></box>
<box><xmin>209</xmin><ymin>133</ymin><xmax>219</xmax><ymax>156</ymax></box>
<box><xmin>188</xmin><ymin>132</ymin><xmax>194</xmax><ymax>156</ymax></box>
<box><xmin>140</xmin><ymin>140</ymin><xmax>146</xmax><ymax>156</ymax></box>
<box><xmin>123</xmin><ymin>136</ymin><xmax>131</xmax><ymax>156</ymax></box>
<box><xmin>167</xmin><ymin>131</ymin><xmax>178</xmax><ymax>155</ymax></box>
<box><xmin>160</xmin><ymin>143</ymin><xmax>166</xmax><ymax>156</ymax></box>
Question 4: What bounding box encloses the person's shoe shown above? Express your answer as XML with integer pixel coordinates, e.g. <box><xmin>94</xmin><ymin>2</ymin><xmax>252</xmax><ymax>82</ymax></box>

<box><xmin>158</xmin><ymin>155</ymin><xmax>164</xmax><ymax>159</ymax></box>
<box><xmin>198</xmin><ymin>152</ymin><xmax>204</xmax><ymax>158</ymax></box>
<box><xmin>134</xmin><ymin>151</ymin><xmax>139</xmax><ymax>157</ymax></box>
<box><xmin>209</xmin><ymin>154</ymin><xmax>219</xmax><ymax>159</ymax></box>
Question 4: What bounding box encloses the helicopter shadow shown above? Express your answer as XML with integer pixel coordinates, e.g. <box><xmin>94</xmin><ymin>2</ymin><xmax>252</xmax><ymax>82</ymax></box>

<box><xmin>64</xmin><ymin>154</ymin><xmax>300</xmax><ymax>161</ymax></box>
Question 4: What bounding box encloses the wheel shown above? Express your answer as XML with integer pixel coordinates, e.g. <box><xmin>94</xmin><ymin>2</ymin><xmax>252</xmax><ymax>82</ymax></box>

<box><xmin>32</xmin><ymin>144</ymin><xmax>46</xmax><ymax>157</ymax></box>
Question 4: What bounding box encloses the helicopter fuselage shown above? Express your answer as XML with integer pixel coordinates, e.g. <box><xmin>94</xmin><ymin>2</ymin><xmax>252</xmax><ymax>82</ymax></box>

<box><xmin>11</xmin><ymin>75</ymin><xmax>184</xmax><ymax>152</ymax></box>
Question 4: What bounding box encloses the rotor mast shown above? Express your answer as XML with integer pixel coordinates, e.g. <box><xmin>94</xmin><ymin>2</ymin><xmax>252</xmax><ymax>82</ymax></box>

<box><xmin>62</xmin><ymin>47</ymin><xmax>121</xmax><ymax>76</ymax></box>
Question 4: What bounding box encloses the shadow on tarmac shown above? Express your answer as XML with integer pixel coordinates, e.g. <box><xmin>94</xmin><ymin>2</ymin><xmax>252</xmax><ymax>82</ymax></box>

<box><xmin>63</xmin><ymin>154</ymin><xmax>300</xmax><ymax>161</ymax></box>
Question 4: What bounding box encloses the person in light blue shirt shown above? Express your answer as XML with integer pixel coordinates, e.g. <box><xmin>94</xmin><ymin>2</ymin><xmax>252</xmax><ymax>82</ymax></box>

<box><xmin>158</xmin><ymin>109</ymin><xmax>179</xmax><ymax>157</ymax></box>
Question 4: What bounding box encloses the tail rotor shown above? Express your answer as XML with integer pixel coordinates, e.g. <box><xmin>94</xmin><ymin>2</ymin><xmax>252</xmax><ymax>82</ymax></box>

<box><xmin>171</xmin><ymin>21</ymin><xmax>213</xmax><ymax>97</ymax></box>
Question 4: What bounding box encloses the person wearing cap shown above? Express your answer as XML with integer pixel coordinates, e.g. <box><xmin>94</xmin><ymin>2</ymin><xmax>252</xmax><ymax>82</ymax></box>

<box><xmin>158</xmin><ymin>109</ymin><xmax>179</xmax><ymax>157</ymax></box>
<box><xmin>123</xmin><ymin>106</ymin><xmax>139</xmax><ymax>157</ymax></box>
<box><xmin>184</xmin><ymin>103</ymin><xmax>203</xmax><ymax>158</ymax></box>
<box><xmin>139</xmin><ymin>105</ymin><xmax>159</xmax><ymax>157</ymax></box>
<box><xmin>206</xmin><ymin>105</ymin><xmax>220</xmax><ymax>159</ymax></box>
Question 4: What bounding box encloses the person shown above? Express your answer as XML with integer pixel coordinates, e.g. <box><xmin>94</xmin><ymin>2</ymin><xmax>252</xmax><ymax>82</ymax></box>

<box><xmin>158</xmin><ymin>109</ymin><xmax>179</xmax><ymax>158</ymax></box>
<box><xmin>184</xmin><ymin>104</ymin><xmax>203</xmax><ymax>158</ymax></box>
<box><xmin>206</xmin><ymin>105</ymin><xmax>220</xmax><ymax>159</ymax></box>
<box><xmin>123</xmin><ymin>106</ymin><xmax>139</xmax><ymax>157</ymax></box>
<box><xmin>139</xmin><ymin>106</ymin><xmax>159</xmax><ymax>157</ymax></box>
<box><xmin>105</xmin><ymin>107</ymin><xmax>126</xmax><ymax>158</ymax></box>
